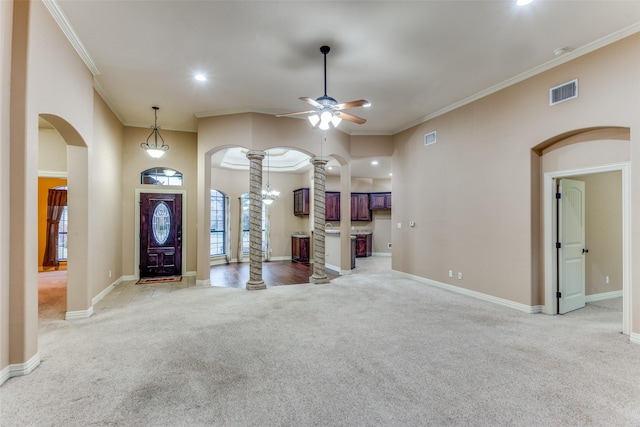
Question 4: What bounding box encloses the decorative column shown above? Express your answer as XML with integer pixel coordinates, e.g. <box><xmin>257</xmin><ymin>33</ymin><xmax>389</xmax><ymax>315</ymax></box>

<box><xmin>310</xmin><ymin>156</ymin><xmax>330</xmax><ymax>284</ymax></box>
<box><xmin>246</xmin><ymin>151</ymin><xmax>266</xmax><ymax>290</ymax></box>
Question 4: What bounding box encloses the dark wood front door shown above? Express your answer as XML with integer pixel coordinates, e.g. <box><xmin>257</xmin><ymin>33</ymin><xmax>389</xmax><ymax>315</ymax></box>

<box><xmin>140</xmin><ymin>193</ymin><xmax>182</xmax><ymax>278</ymax></box>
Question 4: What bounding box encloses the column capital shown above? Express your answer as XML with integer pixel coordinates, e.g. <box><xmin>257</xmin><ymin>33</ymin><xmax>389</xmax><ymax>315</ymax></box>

<box><xmin>310</xmin><ymin>156</ymin><xmax>330</xmax><ymax>166</ymax></box>
<box><xmin>246</xmin><ymin>150</ymin><xmax>265</xmax><ymax>160</ymax></box>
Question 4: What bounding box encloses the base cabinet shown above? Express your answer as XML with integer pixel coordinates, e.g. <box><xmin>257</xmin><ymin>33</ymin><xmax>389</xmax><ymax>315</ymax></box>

<box><xmin>291</xmin><ymin>235</ymin><xmax>310</xmax><ymax>263</ymax></box>
<box><xmin>355</xmin><ymin>234</ymin><xmax>372</xmax><ymax>257</ymax></box>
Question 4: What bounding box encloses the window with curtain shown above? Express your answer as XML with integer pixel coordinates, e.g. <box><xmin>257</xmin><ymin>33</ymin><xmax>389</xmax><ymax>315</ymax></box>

<box><xmin>240</xmin><ymin>193</ymin><xmax>266</xmax><ymax>254</ymax></box>
<box><xmin>43</xmin><ymin>186</ymin><xmax>68</xmax><ymax>267</ymax></box>
<box><xmin>210</xmin><ymin>190</ymin><xmax>226</xmax><ymax>256</ymax></box>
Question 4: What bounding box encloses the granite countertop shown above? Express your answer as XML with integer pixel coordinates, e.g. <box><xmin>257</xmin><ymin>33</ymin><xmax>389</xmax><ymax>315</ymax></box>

<box><xmin>325</xmin><ymin>229</ymin><xmax>372</xmax><ymax>235</ymax></box>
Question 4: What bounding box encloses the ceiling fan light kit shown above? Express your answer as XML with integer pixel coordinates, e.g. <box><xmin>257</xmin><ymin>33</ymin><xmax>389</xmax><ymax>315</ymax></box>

<box><xmin>277</xmin><ymin>45</ymin><xmax>369</xmax><ymax>130</ymax></box>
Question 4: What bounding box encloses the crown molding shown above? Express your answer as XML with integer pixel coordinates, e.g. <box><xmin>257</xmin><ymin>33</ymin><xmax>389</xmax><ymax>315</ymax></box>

<box><xmin>42</xmin><ymin>0</ymin><xmax>100</xmax><ymax>76</ymax></box>
<box><xmin>394</xmin><ymin>21</ymin><xmax>640</xmax><ymax>135</ymax></box>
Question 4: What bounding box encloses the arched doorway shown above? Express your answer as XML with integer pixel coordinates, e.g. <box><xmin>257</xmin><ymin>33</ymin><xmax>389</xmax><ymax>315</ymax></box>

<box><xmin>39</xmin><ymin>114</ymin><xmax>91</xmax><ymax>320</ymax></box>
<box><xmin>535</xmin><ymin>127</ymin><xmax>631</xmax><ymax>335</ymax></box>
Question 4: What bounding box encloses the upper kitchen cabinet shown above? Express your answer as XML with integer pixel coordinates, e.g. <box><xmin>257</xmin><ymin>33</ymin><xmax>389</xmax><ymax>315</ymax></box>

<box><xmin>293</xmin><ymin>188</ymin><xmax>309</xmax><ymax>216</ymax></box>
<box><xmin>326</xmin><ymin>191</ymin><xmax>341</xmax><ymax>221</ymax></box>
<box><xmin>351</xmin><ymin>193</ymin><xmax>371</xmax><ymax>221</ymax></box>
<box><xmin>369</xmin><ymin>192</ymin><xmax>392</xmax><ymax>210</ymax></box>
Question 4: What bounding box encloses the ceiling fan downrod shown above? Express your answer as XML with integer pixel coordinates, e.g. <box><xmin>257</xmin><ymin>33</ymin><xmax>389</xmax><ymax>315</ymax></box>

<box><xmin>320</xmin><ymin>45</ymin><xmax>330</xmax><ymax>98</ymax></box>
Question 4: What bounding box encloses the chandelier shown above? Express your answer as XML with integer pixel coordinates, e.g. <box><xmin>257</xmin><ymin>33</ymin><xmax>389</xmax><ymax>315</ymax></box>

<box><xmin>262</xmin><ymin>151</ymin><xmax>280</xmax><ymax>205</ymax></box>
<box><xmin>140</xmin><ymin>106</ymin><xmax>169</xmax><ymax>158</ymax></box>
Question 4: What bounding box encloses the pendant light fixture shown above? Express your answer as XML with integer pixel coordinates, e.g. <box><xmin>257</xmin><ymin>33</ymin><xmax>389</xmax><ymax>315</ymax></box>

<box><xmin>140</xmin><ymin>106</ymin><xmax>169</xmax><ymax>158</ymax></box>
<box><xmin>262</xmin><ymin>150</ymin><xmax>280</xmax><ymax>205</ymax></box>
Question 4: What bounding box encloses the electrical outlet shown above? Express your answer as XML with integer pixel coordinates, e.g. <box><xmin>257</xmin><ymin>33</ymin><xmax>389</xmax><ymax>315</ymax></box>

<box><xmin>397</xmin><ymin>222</ymin><xmax>402</xmax><ymax>229</ymax></box>
<box><xmin>457</xmin><ymin>272</ymin><xmax>463</xmax><ymax>280</ymax></box>
<box><xmin>448</xmin><ymin>270</ymin><xmax>453</xmax><ymax>278</ymax></box>
<box><xmin>605</xmin><ymin>275</ymin><xmax>610</xmax><ymax>285</ymax></box>
<box><xmin>387</xmin><ymin>243</ymin><xmax>392</xmax><ymax>249</ymax></box>
<box><xmin>109</xmin><ymin>270</ymin><xmax>112</xmax><ymax>278</ymax></box>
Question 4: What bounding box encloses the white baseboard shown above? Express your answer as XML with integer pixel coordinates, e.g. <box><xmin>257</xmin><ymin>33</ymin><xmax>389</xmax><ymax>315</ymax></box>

<box><xmin>91</xmin><ymin>277</ymin><xmax>122</xmax><ymax>306</ymax></box>
<box><xmin>65</xmin><ymin>306</ymin><xmax>94</xmax><ymax>320</ymax></box>
<box><xmin>122</xmin><ymin>275</ymin><xmax>136</xmax><ymax>281</ymax></box>
<box><xmin>585</xmin><ymin>290</ymin><xmax>623</xmax><ymax>302</ymax></box>
<box><xmin>0</xmin><ymin>352</ymin><xmax>40</xmax><ymax>386</ymax></box>
<box><xmin>196</xmin><ymin>279</ymin><xmax>211</xmax><ymax>286</ymax></box>
<box><xmin>184</xmin><ymin>270</ymin><xmax>196</xmax><ymax>277</ymax></box>
<box><xmin>630</xmin><ymin>331</ymin><xmax>640</xmax><ymax>345</ymax></box>
<box><xmin>372</xmin><ymin>252</ymin><xmax>392</xmax><ymax>257</ymax></box>
<box><xmin>392</xmin><ymin>270</ymin><xmax>541</xmax><ymax>314</ymax></box>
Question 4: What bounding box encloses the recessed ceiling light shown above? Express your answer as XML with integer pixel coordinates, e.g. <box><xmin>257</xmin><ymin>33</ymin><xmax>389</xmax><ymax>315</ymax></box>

<box><xmin>327</xmin><ymin>166</ymin><xmax>333</xmax><ymax>170</ymax></box>
<box><xmin>389</xmin><ymin>173</ymin><xmax>393</xmax><ymax>177</ymax></box>
<box><xmin>516</xmin><ymin>0</ymin><xmax>534</xmax><ymax>5</ymax></box>
<box><xmin>371</xmin><ymin>160</ymin><xmax>379</xmax><ymax>166</ymax></box>
<box><xmin>194</xmin><ymin>74</ymin><xmax>207</xmax><ymax>82</ymax></box>
<box><xmin>363</xmin><ymin>101</ymin><xmax>372</xmax><ymax>107</ymax></box>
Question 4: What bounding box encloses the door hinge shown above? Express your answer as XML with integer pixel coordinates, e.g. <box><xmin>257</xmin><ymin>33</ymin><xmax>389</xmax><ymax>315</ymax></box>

<box><xmin>556</xmin><ymin>291</ymin><xmax>562</xmax><ymax>298</ymax></box>
<box><xmin>556</xmin><ymin>192</ymin><xmax>561</xmax><ymax>199</ymax></box>
<box><xmin>556</xmin><ymin>242</ymin><xmax>561</xmax><ymax>249</ymax></box>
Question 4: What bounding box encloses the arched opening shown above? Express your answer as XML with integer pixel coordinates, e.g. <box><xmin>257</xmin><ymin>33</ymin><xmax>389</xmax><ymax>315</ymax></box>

<box><xmin>206</xmin><ymin>145</ymin><xmax>339</xmax><ymax>287</ymax></box>
<box><xmin>534</xmin><ymin>127</ymin><xmax>631</xmax><ymax>335</ymax></box>
<box><xmin>38</xmin><ymin>114</ymin><xmax>91</xmax><ymax>320</ymax></box>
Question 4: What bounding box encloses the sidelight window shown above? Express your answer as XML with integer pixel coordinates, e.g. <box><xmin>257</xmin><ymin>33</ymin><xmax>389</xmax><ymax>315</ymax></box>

<box><xmin>210</xmin><ymin>190</ymin><xmax>226</xmax><ymax>256</ymax></box>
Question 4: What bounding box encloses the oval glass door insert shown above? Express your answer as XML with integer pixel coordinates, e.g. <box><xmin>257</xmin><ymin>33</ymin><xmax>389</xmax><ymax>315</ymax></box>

<box><xmin>152</xmin><ymin>202</ymin><xmax>171</xmax><ymax>245</ymax></box>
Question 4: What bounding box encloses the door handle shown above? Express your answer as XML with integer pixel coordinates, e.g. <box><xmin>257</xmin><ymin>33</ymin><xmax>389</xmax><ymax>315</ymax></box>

<box><xmin>582</xmin><ymin>248</ymin><xmax>589</xmax><ymax>254</ymax></box>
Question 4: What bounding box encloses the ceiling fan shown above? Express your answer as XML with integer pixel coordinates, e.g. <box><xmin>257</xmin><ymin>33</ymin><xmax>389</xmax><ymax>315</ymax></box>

<box><xmin>277</xmin><ymin>45</ymin><xmax>370</xmax><ymax>130</ymax></box>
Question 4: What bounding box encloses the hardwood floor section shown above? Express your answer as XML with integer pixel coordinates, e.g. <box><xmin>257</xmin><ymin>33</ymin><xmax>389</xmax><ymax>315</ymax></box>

<box><xmin>209</xmin><ymin>261</ymin><xmax>339</xmax><ymax>288</ymax></box>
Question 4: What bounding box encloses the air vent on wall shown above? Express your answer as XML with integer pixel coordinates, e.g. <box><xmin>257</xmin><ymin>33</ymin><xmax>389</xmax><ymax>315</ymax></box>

<box><xmin>550</xmin><ymin>79</ymin><xmax>578</xmax><ymax>105</ymax></box>
<box><xmin>424</xmin><ymin>131</ymin><xmax>437</xmax><ymax>146</ymax></box>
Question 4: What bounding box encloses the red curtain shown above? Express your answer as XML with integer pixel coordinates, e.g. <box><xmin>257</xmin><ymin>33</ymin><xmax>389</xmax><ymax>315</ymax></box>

<box><xmin>42</xmin><ymin>189</ymin><xmax>67</xmax><ymax>267</ymax></box>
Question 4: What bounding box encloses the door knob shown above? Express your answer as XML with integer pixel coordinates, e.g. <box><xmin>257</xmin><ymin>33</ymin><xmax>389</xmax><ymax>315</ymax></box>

<box><xmin>582</xmin><ymin>248</ymin><xmax>589</xmax><ymax>254</ymax></box>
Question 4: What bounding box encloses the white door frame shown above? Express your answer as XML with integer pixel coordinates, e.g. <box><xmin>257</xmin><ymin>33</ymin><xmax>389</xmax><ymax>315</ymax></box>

<box><xmin>134</xmin><ymin>189</ymin><xmax>187</xmax><ymax>279</ymax></box>
<box><xmin>543</xmin><ymin>162</ymin><xmax>630</xmax><ymax>335</ymax></box>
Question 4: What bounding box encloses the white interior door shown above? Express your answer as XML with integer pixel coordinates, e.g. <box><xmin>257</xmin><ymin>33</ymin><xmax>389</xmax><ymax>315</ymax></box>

<box><xmin>558</xmin><ymin>178</ymin><xmax>587</xmax><ymax>314</ymax></box>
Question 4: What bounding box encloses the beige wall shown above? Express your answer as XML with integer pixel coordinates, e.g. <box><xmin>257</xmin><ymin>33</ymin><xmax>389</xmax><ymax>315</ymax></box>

<box><xmin>3</xmin><ymin>1</ymin><xmax>126</xmax><ymax>379</ymax></box>
<box><xmin>121</xmin><ymin>126</ymin><xmax>197</xmax><ymax>276</ymax></box>
<box><xmin>391</xmin><ymin>33</ymin><xmax>640</xmax><ymax>315</ymax></box>
<box><xmin>38</xmin><ymin>128</ymin><xmax>67</xmax><ymax>173</ymax></box>
<box><xmin>571</xmin><ymin>171</ymin><xmax>623</xmax><ymax>296</ymax></box>
<box><xmin>0</xmin><ymin>0</ymin><xmax>13</xmax><ymax>376</ymax></box>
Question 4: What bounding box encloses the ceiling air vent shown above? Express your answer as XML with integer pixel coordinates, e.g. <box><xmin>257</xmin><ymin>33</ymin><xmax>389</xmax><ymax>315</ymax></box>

<box><xmin>550</xmin><ymin>79</ymin><xmax>578</xmax><ymax>105</ymax></box>
<box><xmin>424</xmin><ymin>131</ymin><xmax>437</xmax><ymax>146</ymax></box>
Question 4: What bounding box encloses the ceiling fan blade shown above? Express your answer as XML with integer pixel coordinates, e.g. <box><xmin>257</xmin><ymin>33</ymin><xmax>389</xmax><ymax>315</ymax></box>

<box><xmin>336</xmin><ymin>111</ymin><xmax>366</xmax><ymax>125</ymax></box>
<box><xmin>299</xmin><ymin>97</ymin><xmax>323</xmax><ymax>109</ymax></box>
<box><xmin>276</xmin><ymin>110</ymin><xmax>317</xmax><ymax>118</ymax></box>
<box><xmin>334</xmin><ymin>99</ymin><xmax>370</xmax><ymax>110</ymax></box>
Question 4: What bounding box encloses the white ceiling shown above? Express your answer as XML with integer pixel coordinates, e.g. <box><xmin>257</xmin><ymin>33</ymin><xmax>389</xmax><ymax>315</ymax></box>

<box><xmin>48</xmin><ymin>0</ymin><xmax>640</xmax><ymax>177</ymax></box>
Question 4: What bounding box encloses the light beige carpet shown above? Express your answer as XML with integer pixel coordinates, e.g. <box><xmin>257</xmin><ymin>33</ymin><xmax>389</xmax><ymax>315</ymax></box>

<box><xmin>3</xmin><ymin>264</ymin><xmax>639</xmax><ymax>426</ymax></box>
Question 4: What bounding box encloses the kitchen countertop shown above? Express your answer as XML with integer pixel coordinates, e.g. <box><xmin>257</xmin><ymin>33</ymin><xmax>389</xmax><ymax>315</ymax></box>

<box><xmin>325</xmin><ymin>230</ymin><xmax>372</xmax><ymax>235</ymax></box>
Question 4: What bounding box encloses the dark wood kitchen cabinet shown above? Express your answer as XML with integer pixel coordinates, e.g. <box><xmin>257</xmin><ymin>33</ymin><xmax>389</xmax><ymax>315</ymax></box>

<box><xmin>291</xmin><ymin>235</ymin><xmax>310</xmax><ymax>263</ymax></box>
<box><xmin>293</xmin><ymin>188</ymin><xmax>309</xmax><ymax>216</ymax></box>
<box><xmin>355</xmin><ymin>234</ymin><xmax>372</xmax><ymax>257</ymax></box>
<box><xmin>369</xmin><ymin>192</ymin><xmax>392</xmax><ymax>210</ymax></box>
<box><xmin>351</xmin><ymin>193</ymin><xmax>371</xmax><ymax>221</ymax></box>
<box><xmin>325</xmin><ymin>192</ymin><xmax>341</xmax><ymax>222</ymax></box>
